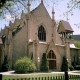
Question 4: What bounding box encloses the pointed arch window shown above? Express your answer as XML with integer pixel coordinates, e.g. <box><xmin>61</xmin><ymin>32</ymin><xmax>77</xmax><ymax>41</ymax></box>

<box><xmin>38</xmin><ymin>25</ymin><xmax>46</xmax><ymax>41</ymax></box>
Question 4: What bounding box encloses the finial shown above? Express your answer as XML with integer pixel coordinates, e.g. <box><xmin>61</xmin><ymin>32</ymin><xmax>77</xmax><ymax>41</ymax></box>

<box><xmin>9</xmin><ymin>21</ymin><xmax>12</xmax><ymax>26</ymax></box>
<box><xmin>22</xmin><ymin>10</ymin><xmax>24</xmax><ymax>14</ymax></box>
<box><xmin>41</xmin><ymin>0</ymin><xmax>43</xmax><ymax>3</ymax></box>
<box><xmin>1</xmin><ymin>28</ymin><xmax>2</xmax><ymax>31</ymax></box>
<box><xmin>52</xmin><ymin>6</ymin><xmax>55</xmax><ymax>20</ymax></box>
<box><xmin>52</xmin><ymin>7</ymin><xmax>55</xmax><ymax>14</ymax></box>
<box><xmin>5</xmin><ymin>24</ymin><xmax>7</xmax><ymax>28</ymax></box>
<box><xmin>21</xmin><ymin>10</ymin><xmax>24</xmax><ymax>18</ymax></box>
<box><xmin>27</xmin><ymin>0</ymin><xmax>31</xmax><ymax>13</ymax></box>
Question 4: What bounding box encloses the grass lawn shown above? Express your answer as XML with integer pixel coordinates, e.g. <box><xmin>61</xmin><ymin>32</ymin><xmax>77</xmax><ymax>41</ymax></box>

<box><xmin>3</xmin><ymin>73</ymin><xmax>63</xmax><ymax>80</ymax></box>
<box><xmin>2</xmin><ymin>72</ymin><xmax>80</xmax><ymax>80</ymax></box>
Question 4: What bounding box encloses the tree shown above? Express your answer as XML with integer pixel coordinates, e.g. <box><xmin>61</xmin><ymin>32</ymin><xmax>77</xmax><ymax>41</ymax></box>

<box><xmin>1</xmin><ymin>55</ymin><xmax>10</xmax><ymax>72</ymax></box>
<box><xmin>67</xmin><ymin>0</ymin><xmax>80</xmax><ymax>11</ymax></box>
<box><xmin>0</xmin><ymin>0</ymin><xmax>36</xmax><ymax>19</ymax></box>
<box><xmin>61</xmin><ymin>56</ymin><xmax>68</xmax><ymax>72</ymax></box>
<box><xmin>40</xmin><ymin>53</ymin><xmax>49</xmax><ymax>72</ymax></box>
<box><xmin>74</xmin><ymin>40</ymin><xmax>80</xmax><ymax>48</ymax></box>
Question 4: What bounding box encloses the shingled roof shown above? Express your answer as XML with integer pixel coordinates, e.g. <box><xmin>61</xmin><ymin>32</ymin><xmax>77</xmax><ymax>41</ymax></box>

<box><xmin>57</xmin><ymin>20</ymin><xmax>74</xmax><ymax>34</ymax></box>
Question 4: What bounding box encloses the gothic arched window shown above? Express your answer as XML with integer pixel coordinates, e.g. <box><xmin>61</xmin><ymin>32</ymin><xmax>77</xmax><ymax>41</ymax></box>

<box><xmin>38</xmin><ymin>25</ymin><xmax>46</xmax><ymax>41</ymax></box>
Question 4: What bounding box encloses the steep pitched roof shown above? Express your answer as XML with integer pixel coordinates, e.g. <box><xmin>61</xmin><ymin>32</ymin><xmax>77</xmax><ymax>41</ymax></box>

<box><xmin>31</xmin><ymin>2</ymin><xmax>44</xmax><ymax>13</ymax></box>
<box><xmin>57</xmin><ymin>20</ymin><xmax>74</xmax><ymax>34</ymax></box>
<box><xmin>31</xmin><ymin>2</ymin><xmax>51</xmax><ymax>19</ymax></box>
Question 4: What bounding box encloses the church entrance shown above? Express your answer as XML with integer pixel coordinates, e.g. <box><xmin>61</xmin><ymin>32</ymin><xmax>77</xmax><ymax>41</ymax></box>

<box><xmin>47</xmin><ymin>50</ymin><xmax>56</xmax><ymax>70</ymax></box>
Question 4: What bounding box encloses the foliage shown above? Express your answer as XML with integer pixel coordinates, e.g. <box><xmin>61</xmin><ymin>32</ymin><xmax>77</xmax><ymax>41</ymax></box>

<box><xmin>74</xmin><ymin>65</ymin><xmax>80</xmax><ymax>70</ymax></box>
<box><xmin>68</xmin><ymin>64</ymin><xmax>74</xmax><ymax>71</ymax></box>
<box><xmin>61</xmin><ymin>56</ymin><xmax>68</xmax><ymax>71</ymax></box>
<box><xmin>3</xmin><ymin>73</ymin><xmax>64</xmax><ymax>80</ymax></box>
<box><xmin>74</xmin><ymin>40</ymin><xmax>80</xmax><ymax>48</ymax></box>
<box><xmin>1</xmin><ymin>55</ymin><xmax>10</xmax><ymax>72</ymax></box>
<box><xmin>67</xmin><ymin>0</ymin><xmax>80</xmax><ymax>11</ymax></box>
<box><xmin>0</xmin><ymin>0</ymin><xmax>35</xmax><ymax>18</ymax></box>
<box><xmin>40</xmin><ymin>53</ymin><xmax>49</xmax><ymax>72</ymax></box>
<box><xmin>14</xmin><ymin>56</ymin><xmax>36</xmax><ymax>73</ymax></box>
<box><xmin>72</xmin><ymin>61</ymin><xmax>76</xmax><ymax>68</ymax></box>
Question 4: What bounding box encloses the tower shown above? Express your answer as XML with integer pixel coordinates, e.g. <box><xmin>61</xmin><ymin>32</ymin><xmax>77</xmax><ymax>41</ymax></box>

<box><xmin>57</xmin><ymin>20</ymin><xmax>74</xmax><ymax>64</ymax></box>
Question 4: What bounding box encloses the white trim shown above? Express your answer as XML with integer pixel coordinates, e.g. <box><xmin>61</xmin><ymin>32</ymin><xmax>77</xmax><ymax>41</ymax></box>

<box><xmin>55</xmin><ymin>44</ymin><xmax>65</xmax><ymax>46</ymax></box>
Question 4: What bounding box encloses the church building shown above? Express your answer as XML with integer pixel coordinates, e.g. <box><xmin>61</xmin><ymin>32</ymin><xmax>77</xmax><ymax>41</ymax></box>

<box><xmin>0</xmin><ymin>0</ymin><xmax>80</xmax><ymax>71</ymax></box>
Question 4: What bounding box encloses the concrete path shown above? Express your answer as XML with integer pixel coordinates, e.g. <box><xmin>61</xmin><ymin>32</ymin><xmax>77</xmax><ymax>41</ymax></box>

<box><xmin>0</xmin><ymin>70</ymin><xmax>80</xmax><ymax>75</ymax></box>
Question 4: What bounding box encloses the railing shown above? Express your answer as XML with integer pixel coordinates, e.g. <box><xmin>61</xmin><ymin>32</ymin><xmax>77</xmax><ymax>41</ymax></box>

<box><xmin>1</xmin><ymin>74</ymin><xmax>80</xmax><ymax>80</ymax></box>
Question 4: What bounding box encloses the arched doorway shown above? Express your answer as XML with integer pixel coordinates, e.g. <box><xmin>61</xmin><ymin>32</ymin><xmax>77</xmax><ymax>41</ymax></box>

<box><xmin>47</xmin><ymin>50</ymin><xmax>56</xmax><ymax>70</ymax></box>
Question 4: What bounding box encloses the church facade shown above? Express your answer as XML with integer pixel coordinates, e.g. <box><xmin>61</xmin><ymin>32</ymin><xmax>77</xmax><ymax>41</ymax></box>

<box><xmin>0</xmin><ymin>1</ymin><xmax>80</xmax><ymax>71</ymax></box>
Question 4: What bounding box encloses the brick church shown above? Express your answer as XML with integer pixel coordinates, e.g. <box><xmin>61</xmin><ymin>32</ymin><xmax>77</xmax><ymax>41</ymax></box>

<box><xmin>0</xmin><ymin>0</ymin><xmax>80</xmax><ymax>71</ymax></box>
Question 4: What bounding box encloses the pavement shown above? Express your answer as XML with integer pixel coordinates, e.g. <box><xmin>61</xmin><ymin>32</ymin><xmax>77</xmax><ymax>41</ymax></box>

<box><xmin>0</xmin><ymin>70</ymin><xmax>80</xmax><ymax>75</ymax></box>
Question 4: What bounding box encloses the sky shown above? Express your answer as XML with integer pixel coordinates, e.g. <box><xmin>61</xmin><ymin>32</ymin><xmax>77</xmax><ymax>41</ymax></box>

<box><xmin>0</xmin><ymin>0</ymin><xmax>80</xmax><ymax>35</ymax></box>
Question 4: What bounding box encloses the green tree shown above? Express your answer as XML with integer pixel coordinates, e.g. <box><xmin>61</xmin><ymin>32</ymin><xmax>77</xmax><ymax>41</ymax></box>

<box><xmin>0</xmin><ymin>0</ymin><xmax>35</xmax><ymax>18</ymax></box>
<box><xmin>1</xmin><ymin>55</ymin><xmax>10</xmax><ymax>72</ymax></box>
<box><xmin>74</xmin><ymin>40</ymin><xmax>80</xmax><ymax>48</ymax></box>
<box><xmin>40</xmin><ymin>53</ymin><xmax>49</xmax><ymax>72</ymax></box>
<box><xmin>61</xmin><ymin>56</ymin><xmax>68</xmax><ymax>71</ymax></box>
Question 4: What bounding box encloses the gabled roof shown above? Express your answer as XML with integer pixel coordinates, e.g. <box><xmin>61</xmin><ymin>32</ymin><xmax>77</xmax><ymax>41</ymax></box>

<box><xmin>31</xmin><ymin>2</ymin><xmax>45</xmax><ymax>13</ymax></box>
<box><xmin>30</xmin><ymin>2</ymin><xmax>51</xmax><ymax>19</ymax></box>
<box><xmin>57</xmin><ymin>20</ymin><xmax>74</xmax><ymax>34</ymax></box>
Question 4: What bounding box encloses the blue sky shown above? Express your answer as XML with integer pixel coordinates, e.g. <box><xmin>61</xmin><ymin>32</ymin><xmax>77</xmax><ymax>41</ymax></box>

<box><xmin>0</xmin><ymin>0</ymin><xmax>80</xmax><ymax>35</ymax></box>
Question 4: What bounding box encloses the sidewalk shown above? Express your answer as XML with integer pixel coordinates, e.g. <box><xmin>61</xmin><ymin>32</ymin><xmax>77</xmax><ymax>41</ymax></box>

<box><xmin>0</xmin><ymin>70</ymin><xmax>80</xmax><ymax>75</ymax></box>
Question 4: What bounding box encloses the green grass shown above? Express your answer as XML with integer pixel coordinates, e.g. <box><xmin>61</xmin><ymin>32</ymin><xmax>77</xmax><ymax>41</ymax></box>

<box><xmin>72</xmin><ymin>72</ymin><xmax>80</xmax><ymax>74</ymax></box>
<box><xmin>2</xmin><ymin>72</ymin><xmax>80</xmax><ymax>80</ymax></box>
<box><xmin>3</xmin><ymin>73</ymin><xmax>63</xmax><ymax>80</ymax></box>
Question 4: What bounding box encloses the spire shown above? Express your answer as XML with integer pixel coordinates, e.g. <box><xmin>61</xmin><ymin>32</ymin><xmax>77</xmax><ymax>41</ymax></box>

<box><xmin>1</xmin><ymin>28</ymin><xmax>2</xmax><ymax>32</ymax></box>
<box><xmin>22</xmin><ymin>10</ymin><xmax>24</xmax><ymax>14</ymax></box>
<box><xmin>27</xmin><ymin>0</ymin><xmax>31</xmax><ymax>13</ymax></box>
<box><xmin>41</xmin><ymin>0</ymin><xmax>43</xmax><ymax>3</ymax></box>
<box><xmin>5</xmin><ymin>24</ymin><xmax>7</xmax><ymax>28</ymax></box>
<box><xmin>52</xmin><ymin>2</ymin><xmax>55</xmax><ymax>20</ymax></box>
<box><xmin>21</xmin><ymin>10</ymin><xmax>24</xmax><ymax>18</ymax></box>
<box><xmin>52</xmin><ymin>7</ymin><xmax>55</xmax><ymax>20</ymax></box>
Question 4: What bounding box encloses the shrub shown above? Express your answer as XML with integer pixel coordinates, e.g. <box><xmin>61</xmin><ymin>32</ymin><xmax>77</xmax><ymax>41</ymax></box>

<box><xmin>72</xmin><ymin>61</ymin><xmax>76</xmax><ymax>67</ymax></box>
<box><xmin>1</xmin><ymin>55</ymin><xmax>10</xmax><ymax>72</ymax></box>
<box><xmin>68</xmin><ymin>65</ymin><xmax>74</xmax><ymax>71</ymax></box>
<box><xmin>61</xmin><ymin>56</ymin><xmax>68</xmax><ymax>71</ymax></box>
<box><xmin>74</xmin><ymin>65</ymin><xmax>80</xmax><ymax>70</ymax></box>
<box><xmin>14</xmin><ymin>57</ymin><xmax>36</xmax><ymax>73</ymax></box>
<box><xmin>40</xmin><ymin>53</ymin><xmax>49</xmax><ymax>72</ymax></box>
